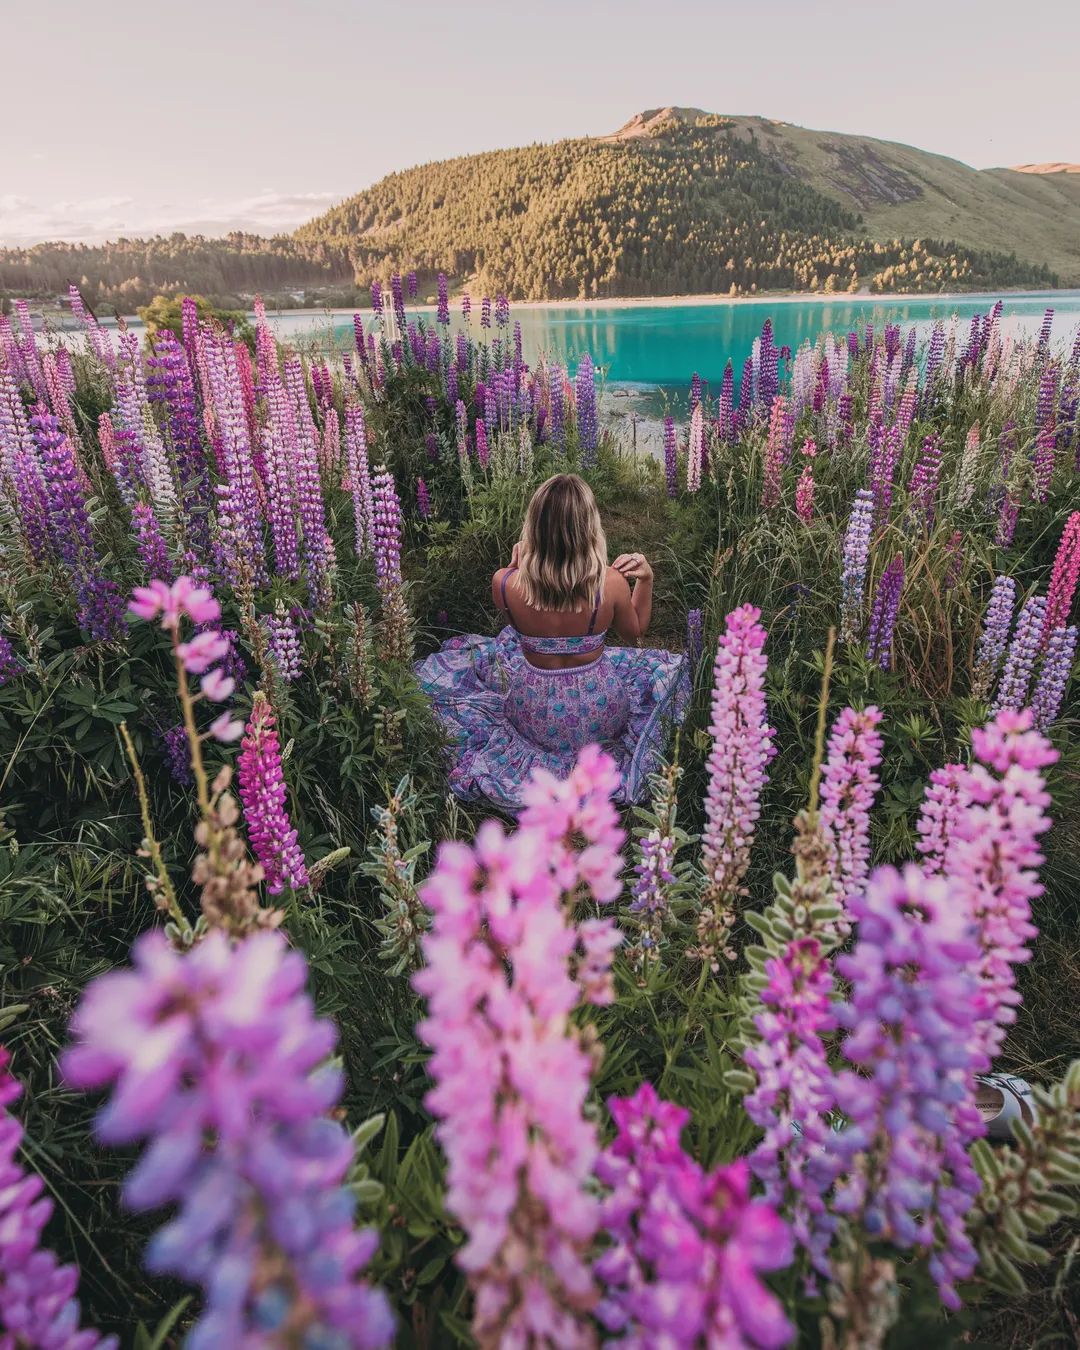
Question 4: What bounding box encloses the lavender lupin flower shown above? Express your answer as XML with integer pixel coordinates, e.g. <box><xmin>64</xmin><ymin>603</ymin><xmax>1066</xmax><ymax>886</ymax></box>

<box><xmin>263</xmin><ymin>601</ymin><xmax>303</xmax><ymax>682</ymax></box>
<box><xmin>992</xmin><ymin>593</ymin><xmax>1047</xmax><ymax>713</ymax></box>
<box><xmin>1031</xmin><ymin>624</ymin><xmax>1077</xmax><ymax>730</ymax></box>
<box><xmin>283</xmin><ymin>356</ymin><xmax>334</xmax><ymax>606</ymax></box>
<box><xmin>372</xmin><ymin>465</ymin><xmax>403</xmax><ymax>593</ymax></box>
<box><xmin>62</xmin><ymin>932</ymin><xmax>393</xmax><ymax>1349</ymax></box>
<box><xmin>972</xmin><ymin>575</ymin><xmax>1017</xmax><ymax>699</ymax></box>
<box><xmin>436</xmin><ymin>272</ymin><xmax>450</xmax><ymax>326</ymax></box>
<box><xmin>866</xmin><ymin>554</ymin><xmax>904</xmax><ymax>669</ymax></box>
<box><xmin>840</xmin><ymin>488</ymin><xmax>874</xmax><ymax>643</ymax></box>
<box><xmin>916</xmin><ymin>764</ymin><xmax>969</xmax><ymax>877</ymax></box>
<box><xmin>344</xmin><ymin>401</ymin><xmax>375</xmax><ymax>558</ymax></box>
<box><xmin>416</xmin><ymin>476</ymin><xmax>431</xmax><ymax>519</ymax></box>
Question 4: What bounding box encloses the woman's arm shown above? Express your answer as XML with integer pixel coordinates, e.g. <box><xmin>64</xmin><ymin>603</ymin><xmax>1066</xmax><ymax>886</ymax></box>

<box><xmin>611</xmin><ymin>553</ymin><xmax>654</xmax><ymax>638</ymax></box>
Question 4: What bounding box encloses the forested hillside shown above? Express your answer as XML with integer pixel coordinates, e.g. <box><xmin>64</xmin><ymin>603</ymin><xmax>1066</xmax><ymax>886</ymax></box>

<box><xmin>0</xmin><ymin>110</ymin><xmax>1060</xmax><ymax>310</ymax></box>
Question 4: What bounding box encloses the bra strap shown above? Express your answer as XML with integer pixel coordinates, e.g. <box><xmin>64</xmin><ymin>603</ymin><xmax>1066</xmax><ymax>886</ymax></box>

<box><xmin>587</xmin><ymin>587</ymin><xmax>601</xmax><ymax>635</ymax></box>
<box><xmin>501</xmin><ymin>567</ymin><xmax>518</xmax><ymax>628</ymax></box>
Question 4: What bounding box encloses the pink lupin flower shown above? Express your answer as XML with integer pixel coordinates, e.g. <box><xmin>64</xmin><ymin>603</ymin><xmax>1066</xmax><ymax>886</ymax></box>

<box><xmin>916</xmin><ymin>763</ymin><xmax>969</xmax><ymax>877</ymax></box>
<box><xmin>236</xmin><ymin>692</ymin><xmax>309</xmax><ymax>894</ymax></box>
<box><xmin>819</xmin><ymin>705</ymin><xmax>884</xmax><ymax>917</ymax></box>
<box><xmin>413</xmin><ymin>748</ymin><xmax>624</xmax><ymax>1347</ymax></box>
<box><xmin>943</xmin><ymin>709</ymin><xmax>1058</xmax><ymax>1062</ymax></box>
<box><xmin>701</xmin><ymin>605</ymin><xmax>776</xmax><ymax>911</ymax></box>
<box><xmin>795</xmin><ymin>437</ymin><xmax>816</xmax><ymax>523</ymax></box>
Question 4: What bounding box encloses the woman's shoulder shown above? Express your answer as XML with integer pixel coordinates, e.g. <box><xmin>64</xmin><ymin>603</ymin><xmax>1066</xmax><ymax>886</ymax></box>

<box><xmin>605</xmin><ymin>566</ymin><xmax>631</xmax><ymax>599</ymax></box>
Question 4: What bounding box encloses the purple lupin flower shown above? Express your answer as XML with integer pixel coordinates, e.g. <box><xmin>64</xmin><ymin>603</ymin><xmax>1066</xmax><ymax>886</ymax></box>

<box><xmin>1</xmin><ymin>1049</ymin><xmax>118</xmax><ymax>1350</ymax></box>
<box><xmin>161</xmin><ymin>722</ymin><xmax>195</xmax><ymax>786</ymax></box>
<box><xmin>840</xmin><ymin>488</ymin><xmax>874</xmax><ymax>643</ymax></box>
<box><xmin>475</xmin><ymin>417</ymin><xmax>489</xmax><ymax>470</ymax></box>
<box><xmin>416</xmin><ymin>476</ymin><xmax>431</xmax><ymax>519</ymax></box>
<box><xmin>13</xmin><ymin>299</ymin><xmax>45</xmax><ymax>396</ymax></box>
<box><xmin>370</xmin><ymin>279</ymin><xmax>383</xmax><ymax>319</ymax></box>
<box><xmin>972</xmin><ymin>575</ymin><xmax>1017</xmax><ymax>698</ymax></box>
<box><xmin>690</xmin><ymin>370</ymin><xmax>702</xmax><ymax>408</ymax></box>
<box><xmin>116</xmin><ymin>328</ymin><xmax>175</xmax><ymax>510</ymax></box>
<box><xmin>0</xmin><ymin>360</ymin><xmax>51</xmax><ymax>565</ymax></box>
<box><xmin>372</xmin><ymin>465</ymin><xmax>403</xmax><ymax>592</ymax></box>
<box><xmin>1031</xmin><ymin>624</ymin><xmax>1077</xmax><ymax>731</ymax></box>
<box><xmin>575</xmin><ymin>355</ymin><xmax>598</xmax><ymax>467</ymax></box>
<box><xmin>865</xmin><ymin>553</ymin><xmax>904</xmax><ymax>669</ymax></box>
<box><xmin>149</xmin><ymin>330</ymin><xmax>212</xmax><ymax>553</ymax></box>
<box><xmin>907</xmin><ymin>433</ymin><xmax>943</xmax><ymax>529</ymax></box>
<box><xmin>61</xmin><ymin>931</ymin><xmax>392</xmax><ymax>1349</ymax></box>
<box><xmin>868</xmin><ymin>420</ymin><xmax>903</xmax><ymax>531</ymax></box>
<box><xmin>829</xmin><ymin>865</ymin><xmax>988</xmax><ymax>1308</ymax></box>
<box><xmin>819</xmin><ymin>705</ymin><xmax>884</xmax><ymax>918</ymax></box>
<box><xmin>237</xmin><ymin>691</ymin><xmax>308</xmax><ymax>892</ymax></box>
<box><xmin>0</xmin><ymin>631</ymin><xmax>22</xmax><ymax>686</ymax></box>
<box><xmin>283</xmin><ymin>356</ymin><xmax>334</xmax><ymax>607</ymax></box>
<box><xmin>480</xmin><ymin>295</ymin><xmax>491</xmax><ymax>329</ymax></box>
<box><xmin>253</xmin><ymin>311</ymin><xmax>302</xmax><ymax>583</ymax></box>
<box><xmin>1032</xmin><ymin>420</ymin><xmax>1056</xmax><ymax>502</ymax></box>
<box><xmin>494</xmin><ymin>294</ymin><xmax>510</xmax><ymax>327</ymax></box>
<box><xmin>718</xmin><ymin>359</ymin><xmax>735</xmax><ymax>442</ymax></box>
<box><xmin>406</xmin><ymin>270</ymin><xmax>417</xmax><ymax>300</ymax></box>
<box><xmin>664</xmin><ymin>415</ymin><xmax>678</xmax><ymax>497</ymax></box>
<box><xmin>460</xmin><ymin>291</ymin><xmax>471</xmax><ymax>323</ymax></box>
<box><xmin>1037</xmin><ymin>306</ymin><xmax>1054</xmax><ymax>352</ymax></box>
<box><xmin>685</xmin><ymin>607</ymin><xmax>703</xmax><ymax>669</ymax></box>
<box><xmin>549</xmin><ymin>364</ymin><xmax>565</xmax><ymax>453</ymax></box>
<box><xmin>204</xmin><ymin>328</ymin><xmax>265</xmax><ymax>587</ymax></box>
<box><xmin>132</xmin><ymin>501</ymin><xmax>172</xmax><ymax>582</ymax></box>
<box><xmin>31</xmin><ymin>406</ymin><xmax>125</xmax><ymax>639</ymax></box>
<box><xmin>992</xmin><ymin>593</ymin><xmax>1047</xmax><ymax>713</ymax></box>
<box><xmin>436</xmin><ymin>272</ymin><xmax>450</xmax><ymax>326</ymax></box>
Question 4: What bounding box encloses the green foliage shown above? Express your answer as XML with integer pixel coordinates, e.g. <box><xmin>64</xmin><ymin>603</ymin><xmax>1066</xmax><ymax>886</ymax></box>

<box><xmin>136</xmin><ymin>292</ymin><xmax>256</xmax><ymax>351</ymax></box>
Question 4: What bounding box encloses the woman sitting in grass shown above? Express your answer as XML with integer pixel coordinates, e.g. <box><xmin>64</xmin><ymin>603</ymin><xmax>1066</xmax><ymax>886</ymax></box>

<box><xmin>416</xmin><ymin>472</ymin><xmax>689</xmax><ymax>809</ymax></box>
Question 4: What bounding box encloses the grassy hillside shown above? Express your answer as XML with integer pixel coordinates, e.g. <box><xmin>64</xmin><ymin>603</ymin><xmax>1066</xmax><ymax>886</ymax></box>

<box><xmin>295</xmin><ymin>110</ymin><xmax>1055</xmax><ymax>298</ymax></box>
<box><xmin>699</xmin><ymin>111</ymin><xmax>1080</xmax><ymax>286</ymax></box>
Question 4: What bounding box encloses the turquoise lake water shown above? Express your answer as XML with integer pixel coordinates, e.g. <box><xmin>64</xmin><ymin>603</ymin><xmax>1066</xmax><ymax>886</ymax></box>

<box><xmin>252</xmin><ymin>290</ymin><xmax>1080</xmax><ymax>395</ymax></box>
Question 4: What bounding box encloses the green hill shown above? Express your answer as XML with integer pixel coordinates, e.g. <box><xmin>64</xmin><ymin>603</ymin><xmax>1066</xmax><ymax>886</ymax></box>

<box><xmin>294</xmin><ymin>108</ymin><xmax>1059</xmax><ymax>297</ymax></box>
<box><xmin>1</xmin><ymin>108</ymin><xmax>1074</xmax><ymax>311</ymax></box>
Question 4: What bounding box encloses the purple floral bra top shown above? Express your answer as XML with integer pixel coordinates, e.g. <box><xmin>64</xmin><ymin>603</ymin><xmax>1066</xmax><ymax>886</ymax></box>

<box><xmin>500</xmin><ymin>568</ymin><xmax>607</xmax><ymax>655</ymax></box>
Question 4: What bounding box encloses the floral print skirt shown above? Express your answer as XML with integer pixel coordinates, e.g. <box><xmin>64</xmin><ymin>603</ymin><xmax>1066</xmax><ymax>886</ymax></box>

<box><xmin>415</xmin><ymin>627</ymin><xmax>690</xmax><ymax>810</ymax></box>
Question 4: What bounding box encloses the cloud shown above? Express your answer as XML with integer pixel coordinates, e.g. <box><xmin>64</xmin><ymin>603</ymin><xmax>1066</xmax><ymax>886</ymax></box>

<box><xmin>0</xmin><ymin>189</ymin><xmax>348</xmax><ymax>247</ymax></box>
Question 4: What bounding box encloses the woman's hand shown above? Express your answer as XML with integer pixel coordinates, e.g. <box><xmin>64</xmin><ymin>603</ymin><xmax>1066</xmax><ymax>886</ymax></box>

<box><xmin>510</xmin><ymin>540</ymin><xmax>522</xmax><ymax>568</ymax></box>
<box><xmin>612</xmin><ymin>552</ymin><xmax>653</xmax><ymax>583</ymax></box>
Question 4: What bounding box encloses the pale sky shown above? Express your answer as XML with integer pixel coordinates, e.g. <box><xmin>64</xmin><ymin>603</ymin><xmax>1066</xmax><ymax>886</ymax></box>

<box><xmin>2</xmin><ymin>0</ymin><xmax>1076</xmax><ymax>247</ymax></box>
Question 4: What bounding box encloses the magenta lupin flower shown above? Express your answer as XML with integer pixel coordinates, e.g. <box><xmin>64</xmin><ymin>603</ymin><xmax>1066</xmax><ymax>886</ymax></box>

<box><xmin>701</xmin><ymin>605</ymin><xmax>776</xmax><ymax>910</ymax></box>
<box><xmin>760</xmin><ymin>395</ymin><xmax>791</xmax><ymax>510</ymax></box>
<box><xmin>237</xmin><ymin>691</ymin><xmax>308</xmax><ymax>893</ymax></box>
<box><xmin>1043</xmin><ymin>510</ymin><xmax>1080</xmax><ymax>637</ymax></box>
<box><xmin>819</xmin><ymin>705</ymin><xmax>884</xmax><ymax>916</ymax></box>
<box><xmin>413</xmin><ymin>747</ymin><xmax>625</xmax><ymax>1348</ymax></box>
<box><xmin>595</xmin><ymin>1083</ymin><xmax>795</xmax><ymax>1350</ymax></box>
<box><xmin>474</xmin><ymin>416</ymin><xmax>489</xmax><ymax>470</ymax></box>
<box><xmin>61</xmin><ymin>930</ymin><xmax>392</xmax><ymax>1348</ymax></box>
<box><xmin>1</xmin><ymin>1049</ymin><xmax>118</xmax><ymax>1350</ymax></box>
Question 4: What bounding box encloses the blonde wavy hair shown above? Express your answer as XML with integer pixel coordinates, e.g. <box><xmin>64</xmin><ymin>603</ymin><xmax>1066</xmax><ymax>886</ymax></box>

<box><xmin>516</xmin><ymin>474</ymin><xmax>608</xmax><ymax>613</ymax></box>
